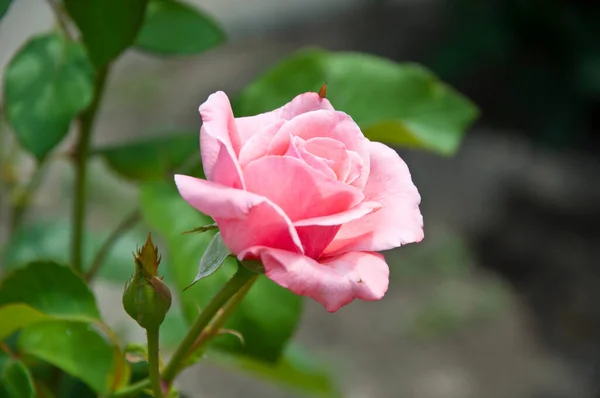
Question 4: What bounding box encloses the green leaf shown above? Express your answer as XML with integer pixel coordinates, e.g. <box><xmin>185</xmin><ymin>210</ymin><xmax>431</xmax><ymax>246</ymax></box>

<box><xmin>0</xmin><ymin>261</ymin><xmax>100</xmax><ymax>319</ymax></box>
<box><xmin>184</xmin><ymin>232</ymin><xmax>230</xmax><ymax>291</ymax></box>
<box><xmin>140</xmin><ymin>181</ymin><xmax>303</xmax><ymax>363</ymax></box>
<box><xmin>135</xmin><ymin>0</ymin><xmax>225</xmax><ymax>56</ymax></box>
<box><xmin>93</xmin><ymin>132</ymin><xmax>199</xmax><ymax>181</ymax></box>
<box><xmin>213</xmin><ymin>344</ymin><xmax>340</xmax><ymax>398</ymax></box>
<box><xmin>0</xmin><ymin>0</ymin><xmax>12</xmax><ymax>20</ymax></box>
<box><xmin>0</xmin><ymin>304</ymin><xmax>51</xmax><ymax>341</ymax></box>
<box><xmin>1</xmin><ymin>221</ymin><xmax>144</xmax><ymax>283</ymax></box>
<box><xmin>1</xmin><ymin>359</ymin><xmax>35</xmax><ymax>398</ymax></box>
<box><xmin>234</xmin><ymin>49</ymin><xmax>479</xmax><ymax>155</ymax></box>
<box><xmin>3</xmin><ymin>32</ymin><xmax>94</xmax><ymax>160</ymax></box>
<box><xmin>64</xmin><ymin>0</ymin><xmax>148</xmax><ymax>67</ymax></box>
<box><xmin>18</xmin><ymin>320</ymin><xmax>121</xmax><ymax>394</ymax></box>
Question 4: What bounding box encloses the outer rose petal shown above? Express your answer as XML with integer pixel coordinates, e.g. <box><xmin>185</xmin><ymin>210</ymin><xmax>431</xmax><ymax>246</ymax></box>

<box><xmin>174</xmin><ymin>175</ymin><xmax>303</xmax><ymax>255</ymax></box>
<box><xmin>199</xmin><ymin>92</ymin><xmax>243</xmax><ymax>183</ymax></box>
<box><xmin>235</xmin><ymin>92</ymin><xmax>334</xmax><ymax>145</ymax></box>
<box><xmin>240</xmin><ymin>247</ymin><xmax>390</xmax><ymax>312</ymax></box>
<box><xmin>243</xmin><ymin>156</ymin><xmax>363</xmax><ymax>222</ymax></box>
<box><xmin>211</xmin><ymin>141</ymin><xmax>244</xmax><ymax>189</ymax></box>
<box><xmin>325</xmin><ymin>142</ymin><xmax>424</xmax><ymax>254</ymax></box>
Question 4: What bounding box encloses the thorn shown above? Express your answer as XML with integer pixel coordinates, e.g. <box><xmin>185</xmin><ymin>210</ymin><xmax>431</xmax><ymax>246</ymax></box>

<box><xmin>181</xmin><ymin>223</ymin><xmax>218</xmax><ymax>235</ymax></box>
<box><xmin>318</xmin><ymin>83</ymin><xmax>327</xmax><ymax>99</ymax></box>
<box><xmin>218</xmin><ymin>329</ymin><xmax>245</xmax><ymax>345</ymax></box>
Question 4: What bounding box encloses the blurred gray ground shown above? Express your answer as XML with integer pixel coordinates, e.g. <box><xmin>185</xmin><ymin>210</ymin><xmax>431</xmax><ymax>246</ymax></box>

<box><xmin>1</xmin><ymin>1</ymin><xmax>598</xmax><ymax>397</ymax></box>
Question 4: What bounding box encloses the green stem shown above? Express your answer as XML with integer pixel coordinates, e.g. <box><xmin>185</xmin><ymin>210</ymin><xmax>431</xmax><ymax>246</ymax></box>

<box><xmin>71</xmin><ymin>67</ymin><xmax>108</xmax><ymax>273</ymax></box>
<box><xmin>110</xmin><ymin>265</ymin><xmax>257</xmax><ymax>397</ymax></box>
<box><xmin>187</xmin><ymin>273</ymin><xmax>256</xmax><ymax>357</ymax></box>
<box><xmin>147</xmin><ymin>327</ymin><xmax>163</xmax><ymax>398</ymax></box>
<box><xmin>84</xmin><ymin>209</ymin><xmax>141</xmax><ymax>282</ymax></box>
<box><xmin>162</xmin><ymin>265</ymin><xmax>257</xmax><ymax>382</ymax></box>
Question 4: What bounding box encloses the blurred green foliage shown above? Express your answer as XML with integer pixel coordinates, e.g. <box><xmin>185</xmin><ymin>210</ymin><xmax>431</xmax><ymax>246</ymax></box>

<box><xmin>3</xmin><ymin>33</ymin><xmax>94</xmax><ymax>160</ymax></box>
<box><xmin>236</xmin><ymin>49</ymin><xmax>478</xmax><ymax>155</ymax></box>
<box><xmin>135</xmin><ymin>0</ymin><xmax>225</xmax><ymax>55</ymax></box>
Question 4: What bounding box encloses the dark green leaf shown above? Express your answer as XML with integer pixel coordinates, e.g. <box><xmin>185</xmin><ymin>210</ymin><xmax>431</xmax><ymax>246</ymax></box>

<box><xmin>140</xmin><ymin>181</ymin><xmax>303</xmax><ymax>363</ymax></box>
<box><xmin>0</xmin><ymin>0</ymin><xmax>12</xmax><ymax>19</ymax></box>
<box><xmin>0</xmin><ymin>304</ymin><xmax>50</xmax><ymax>341</ymax></box>
<box><xmin>0</xmin><ymin>261</ymin><xmax>100</xmax><ymax>319</ymax></box>
<box><xmin>135</xmin><ymin>0</ymin><xmax>225</xmax><ymax>55</ymax></box>
<box><xmin>93</xmin><ymin>132</ymin><xmax>199</xmax><ymax>181</ymax></box>
<box><xmin>1</xmin><ymin>221</ymin><xmax>145</xmax><ymax>283</ymax></box>
<box><xmin>64</xmin><ymin>0</ymin><xmax>148</xmax><ymax>67</ymax></box>
<box><xmin>184</xmin><ymin>232</ymin><xmax>230</xmax><ymax>291</ymax></box>
<box><xmin>213</xmin><ymin>344</ymin><xmax>340</xmax><ymax>398</ymax></box>
<box><xmin>18</xmin><ymin>320</ymin><xmax>120</xmax><ymax>394</ymax></box>
<box><xmin>234</xmin><ymin>49</ymin><xmax>479</xmax><ymax>155</ymax></box>
<box><xmin>3</xmin><ymin>32</ymin><xmax>94</xmax><ymax>160</ymax></box>
<box><xmin>1</xmin><ymin>359</ymin><xmax>35</xmax><ymax>398</ymax></box>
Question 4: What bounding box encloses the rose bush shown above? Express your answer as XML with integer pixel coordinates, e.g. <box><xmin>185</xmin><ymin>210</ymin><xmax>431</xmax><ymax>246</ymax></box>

<box><xmin>175</xmin><ymin>91</ymin><xmax>424</xmax><ymax>311</ymax></box>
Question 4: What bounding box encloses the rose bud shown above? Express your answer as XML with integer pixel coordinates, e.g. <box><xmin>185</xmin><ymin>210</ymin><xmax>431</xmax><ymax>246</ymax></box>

<box><xmin>122</xmin><ymin>234</ymin><xmax>172</xmax><ymax>329</ymax></box>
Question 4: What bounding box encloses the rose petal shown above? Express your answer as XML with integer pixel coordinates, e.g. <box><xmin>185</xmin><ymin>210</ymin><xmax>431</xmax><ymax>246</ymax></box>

<box><xmin>174</xmin><ymin>174</ymin><xmax>303</xmax><ymax>255</ymax></box>
<box><xmin>211</xmin><ymin>141</ymin><xmax>244</xmax><ymax>189</ymax></box>
<box><xmin>297</xmin><ymin>147</ymin><xmax>337</xmax><ymax>180</ymax></box>
<box><xmin>243</xmin><ymin>156</ymin><xmax>363</xmax><ymax>222</ymax></box>
<box><xmin>238</xmin><ymin>120</ymin><xmax>285</xmax><ymax>168</ymax></box>
<box><xmin>294</xmin><ymin>201</ymin><xmax>382</xmax><ymax>259</ymax></box>
<box><xmin>326</xmin><ymin>142</ymin><xmax>424</xmax><ymax>254</ymax></box>
<box><xmin>267</xmin><ymin>110</ymin><xmax>371</xmax><ymax>189</ymax></box>
<box><xmin>199</xmin><ymin>92</ymin><xmax>243</xmax><ymax>183</ymax></box>
<box><xmin>284</xmin><ymin>136</ymin><xmax>337</xmax><ymax>180</ymax></box>
<box><xmin>302</xmin><ymin>137</ymin><xmax>350</xmax><ymax>181</ymax></box>
<box><xmin>240</xmin><ymin>247</ymin><xmax>390</xmax><ymax>312</ymax></box>
<box><xmin>345</xmin><ymin>150</ymin><xmax>363</xmax><ymax>184</ymax></box>
<box><xmin>235</xmin><ymin>92</ymin><xmax>334</xmax><ymax>145</ymax></box>
<box><xmin>294</xmin><ymin>201</ymin><xmax>382</xmax><ymax>227</ymax></box>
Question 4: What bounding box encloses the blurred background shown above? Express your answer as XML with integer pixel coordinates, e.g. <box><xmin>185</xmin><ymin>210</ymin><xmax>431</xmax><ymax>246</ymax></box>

<box><xmin>1</xmin><ymin>0</ymin><xmax>600</xmax><ymax>397</ymax></box>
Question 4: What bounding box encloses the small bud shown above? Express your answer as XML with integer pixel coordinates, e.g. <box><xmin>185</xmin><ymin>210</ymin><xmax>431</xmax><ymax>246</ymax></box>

<box><xmin>122</xmin><ymin>234</ymin><xmax>172</xmax><ymax>329</ymax></box>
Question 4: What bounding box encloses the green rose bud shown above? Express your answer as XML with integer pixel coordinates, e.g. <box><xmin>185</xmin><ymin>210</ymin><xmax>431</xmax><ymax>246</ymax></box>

<box><xmin>122</xmin><ymin>234</ymin><xmax>172</xmax><ymax>329</ymax></box>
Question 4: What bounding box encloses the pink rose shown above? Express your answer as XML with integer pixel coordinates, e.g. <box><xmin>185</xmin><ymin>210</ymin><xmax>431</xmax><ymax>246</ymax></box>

<box><xmin>175</xmin><ymin>91</ymin><xmax>423</xmax><ymax>312</ymax></box>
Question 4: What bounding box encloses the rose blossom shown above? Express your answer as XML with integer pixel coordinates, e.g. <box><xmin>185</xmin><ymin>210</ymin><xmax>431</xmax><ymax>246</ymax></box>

<box><xmin>175</xmin><ymin>90</ymin><xmax>423</xmax><ymax>312</ymax></box>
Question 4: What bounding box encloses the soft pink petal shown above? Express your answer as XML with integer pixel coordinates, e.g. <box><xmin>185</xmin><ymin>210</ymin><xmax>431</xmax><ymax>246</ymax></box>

<box><xmin>240</xmin><ymin>247</ymin><xmax>390</xmax><ymax>312</ymax></box>
<box><xmin>237</xmin><ymin>120</ymin><xmax>285</xmax><ymax>168</ymax></box>
<box><xmin>235</xmin><ymin>92</ymin><xmax>334</xmax><ymax>145</ymax></box>
<box><xmin>284</xmin><ymin>136</ymin><xmax>337</xmax><ymax>179</ymax></box>
<box><xmin>294</xmin><ymin>201</ymin><xmax>381</xmax><ymax>259</ymax></box>
<box><xmin>268</xmin><ymin>110</ymin><xmax>371</xmax><ymax>189</ymax></box>
<box><xmin>302</xmin><ymin>137</ymin><xmax>349</xmax><ymax>181</ymax></box>
<box><xmin>294</xmin><ymin>201</ymin><xmax>382</xmax><ymax>227</ymax></box>
<box><xmin>211</xmin><ymin>141</ymin><xmax>244</xmax><ymax>189</ymax></box>
<box><xmin>174</xmin><ymin>174</ymin><xmax>303</xmax><ymax>255</ymax></box>
<box><xmin>295</xmin><ymin>225</ymin><xmax>341</xmax><ymax>260</ymax></box>
<box><xmin>297</xmin><ymin>147</ymin><xmax>337</xmax><ymax>180</ymax></box>
<box><xmin>243</xmin><ymin>156</ymin><xmax>363</xmax><ymax>222</ymax></box>
<box><xmin>345</xmin><ymin>150</ymin><xmax>363</xmax><ymax>184</ymax></box>
<box><xmin>325</xmin><ymin>142</ymin><xmax>424</xmax><ymax>254</ymax></box>
<box><xmin>199</xmin><ymin>92</ymin><xmax>242</xmax><ymax>182</ymax></box>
